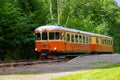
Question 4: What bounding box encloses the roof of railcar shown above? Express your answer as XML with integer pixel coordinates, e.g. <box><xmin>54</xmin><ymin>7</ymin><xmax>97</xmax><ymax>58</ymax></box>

<box><xmin>35</xmin><ymin>25</ymin><xmax>112</xmax><ymax>38</ymax></box>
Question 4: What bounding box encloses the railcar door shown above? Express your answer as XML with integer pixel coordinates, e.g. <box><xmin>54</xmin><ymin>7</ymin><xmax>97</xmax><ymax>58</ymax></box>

<box><xmin>65</xmin><ymin>32</ymin><xmax>71</xmax><ymax>53</ymax></box>
<box><xmin>96</xmin><ymin>37</ymin><xmax>101</xmax><ymax>53</ymax></box>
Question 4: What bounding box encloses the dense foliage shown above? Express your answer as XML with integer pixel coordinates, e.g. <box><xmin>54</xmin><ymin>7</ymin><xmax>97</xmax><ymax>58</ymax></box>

<box><xmin>0</xmin><ymin>0</ymin><xmax>120</xmax><ymax>60</ymax></box>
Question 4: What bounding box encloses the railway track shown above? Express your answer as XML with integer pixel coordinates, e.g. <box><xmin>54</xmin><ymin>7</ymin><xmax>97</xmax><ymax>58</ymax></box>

<box><xmin>0</xmin><ymin>54</ymin><xmax>99</xmax><ymax>68</ymax></box>
<box><xmin>0</xmin><ymin>59</ymin><xmax>68</xmax><ymax>68</ymax></box>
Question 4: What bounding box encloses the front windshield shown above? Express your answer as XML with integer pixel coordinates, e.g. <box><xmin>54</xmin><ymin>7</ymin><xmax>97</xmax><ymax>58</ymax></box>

<box><xmin>35</xmin><ymin>33</ymin><xmax>41</xmax><ymax>40</ymax></box>
<box><xmin>42</xmin><ymin>32</ymin><xmax>48</xmax><ymax>40</ymax></box>
<box><xmin>35</xmin><ymin>32</ymin><xmax>63</xmax><ymax>40</ymax></box>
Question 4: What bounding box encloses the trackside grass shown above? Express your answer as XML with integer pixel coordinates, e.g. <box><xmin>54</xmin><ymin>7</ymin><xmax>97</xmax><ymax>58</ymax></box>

<box><xmin>51</xmin><ymin>62</ymin><xmax>120</xmax><ymax>80</ymax></box>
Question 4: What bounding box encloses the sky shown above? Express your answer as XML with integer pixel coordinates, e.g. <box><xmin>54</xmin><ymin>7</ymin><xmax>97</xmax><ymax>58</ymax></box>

<box><xmin>116</xmin><ymin>0</ymin><xmax>120</xmax><ymax>6</ymax></box>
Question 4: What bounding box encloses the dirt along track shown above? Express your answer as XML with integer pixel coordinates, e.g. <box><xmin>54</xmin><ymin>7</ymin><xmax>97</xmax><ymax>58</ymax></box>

<box><xmin>0</xmin><ymin>54</ymin><xmax>120</xmax><ymax>80</ymax></box>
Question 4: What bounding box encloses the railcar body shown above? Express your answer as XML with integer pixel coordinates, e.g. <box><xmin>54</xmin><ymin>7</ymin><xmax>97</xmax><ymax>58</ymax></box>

<box><xmin>35</xmin><ymin>25</ymin><xmax>113</xmax><ymax>59</ymax></box>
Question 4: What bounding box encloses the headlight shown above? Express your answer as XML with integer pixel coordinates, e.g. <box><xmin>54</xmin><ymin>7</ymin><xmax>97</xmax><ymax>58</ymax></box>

<box><xmin>35</xmin><ymin>48</ymin><xmax>37</xmax><ymax>51</ymax></box>
<box><xmin>54</xmin><ymin>47</ymin><xmax>57</xmax><ymax>51</ymax></box>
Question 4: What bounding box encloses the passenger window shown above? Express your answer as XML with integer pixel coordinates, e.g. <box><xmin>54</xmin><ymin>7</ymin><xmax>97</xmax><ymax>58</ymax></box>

<box><xmin>67</xmin><ymin>33</ymin><xmax>70</xmax><ymax>42</ymax></box>
<box><xmin>109</xmin><ymin>40</ymin><xmax>110</xmax><ymax>45</ymax></box>
<box><xmin>107</xmin><ymin>40</ymin><xmax>109</xmax><ymax>45</ymax></box>
<box><xmin>104</xmin><ymin>39</ymin><xmax>106</xmax><ymax>45</ymax></box>
<box><xmin>89</xmin><ymin>37</ymin><xmax>91</xmax><ymax>43</ymax></box>
<box><xmin>102</xmin><ymin>39</ymin><xmax>104</xmax><ymax>45</ymax></box>
<box><xmin>106</xmin><ymin>39</ymin><xmax>107</xmax><ymax>45</ymax></box>
<box><xmin>79</xmin><ymin>35</ymin><xmax>82</xmax><ymax>43</ymax></box>
<box><xmin>71</xmin><ymin>34</ymin><xmax>74</xmax><ymax>42</ymax></box>
<box><xmin>110</xmin><ymin>40</ymin><xmax>113</xmax><ymax>45</ymax></box>
<box><xmin>106</xmin><ymin>40</ymin><xmax>108</xmax><ymax>45</ymax></box>
<box><xmin>60</xmin><ymin>32</ymin><xmax>64</xmax><ymax>40</ymax></box>
<box><xmin>55</xmin><ymin>32</ymin><xmax>60</xmax><ymax>40</ymax></box>
<box><xmin>49</xmin><ymin>32</ymin><xmax>63</xmax><ymax>40</ymax></box>
<box><xmin>75</xmin><ymin>35</ymin><xmax>78</xmax><ymax>43</ymax></box>
<box><xmin>61</xmin><ymin>32</ymin><xmax>64</xmax><ymax>40</ymax></box>
<box><xmin>101</xmin><ymin>39</ymin><xmax>103</xmax><ymax>44</ymax></box>
<box><xmin>96</xmin><ymin>38</ymin><xmax>99</xmax><ymax>43</ymax></box>
<box><xmin>49</xmin><ymin>32</ymin><xmax>54</xmax><ymax>40</ymax></box>
<box><xmin>83</xmin><ymin>36</ymin><xmax>85</xmax><ymax>43</ymax></box>
<box><xmin>86</xmin><ymin>36</ymin><xmax>89</xmax><ymax>44</ymax></box>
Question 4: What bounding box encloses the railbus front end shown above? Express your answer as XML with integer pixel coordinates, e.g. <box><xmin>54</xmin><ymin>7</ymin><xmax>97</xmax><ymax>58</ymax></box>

<box><xmin>35</xmin><ymin>30</ymin><xmax>65</xmax><ymax>59</ymax></box>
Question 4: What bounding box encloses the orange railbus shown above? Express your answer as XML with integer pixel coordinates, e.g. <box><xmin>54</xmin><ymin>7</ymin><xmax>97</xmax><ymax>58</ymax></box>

<box><xmin>35</xmin><ymin>25</ymin><xmax>113</xmax><ymax>59</ymax></box>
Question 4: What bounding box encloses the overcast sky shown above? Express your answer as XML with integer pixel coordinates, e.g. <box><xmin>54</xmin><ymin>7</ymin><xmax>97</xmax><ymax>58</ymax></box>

<box><xmin>116</xmin><ymin>0</ymin><xmax>120</xmax><ymax>6</ymax></box>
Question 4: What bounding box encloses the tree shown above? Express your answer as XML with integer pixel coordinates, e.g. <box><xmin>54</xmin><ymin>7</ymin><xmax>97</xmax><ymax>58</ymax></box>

<box><xmin>0</xmin><ymin>0</ymin><xmax>49</xmax><ymax>60</ymax></box>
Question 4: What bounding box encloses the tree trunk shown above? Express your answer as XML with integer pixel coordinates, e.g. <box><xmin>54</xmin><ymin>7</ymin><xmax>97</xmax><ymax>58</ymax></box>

<box><xmin>49</xmin><ymin>0</ymin><xmax>54</xmax><ymax>24</ymax></box>
<box><xmin>65</xmin><ymin>11</ymin><xmax>71</xmax><ymax>27</ymax></box>
<box><xmin>57</xmin><ymin>0</ymin><xmax>60</xmax><ymax>25</ymax></box>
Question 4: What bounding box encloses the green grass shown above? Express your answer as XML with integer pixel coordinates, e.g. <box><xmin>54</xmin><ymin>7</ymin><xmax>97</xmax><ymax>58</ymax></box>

<box><xmin>51</xmin><ymin>62</ymin><xmax>120</xmax><ymax>80</ymax></box>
